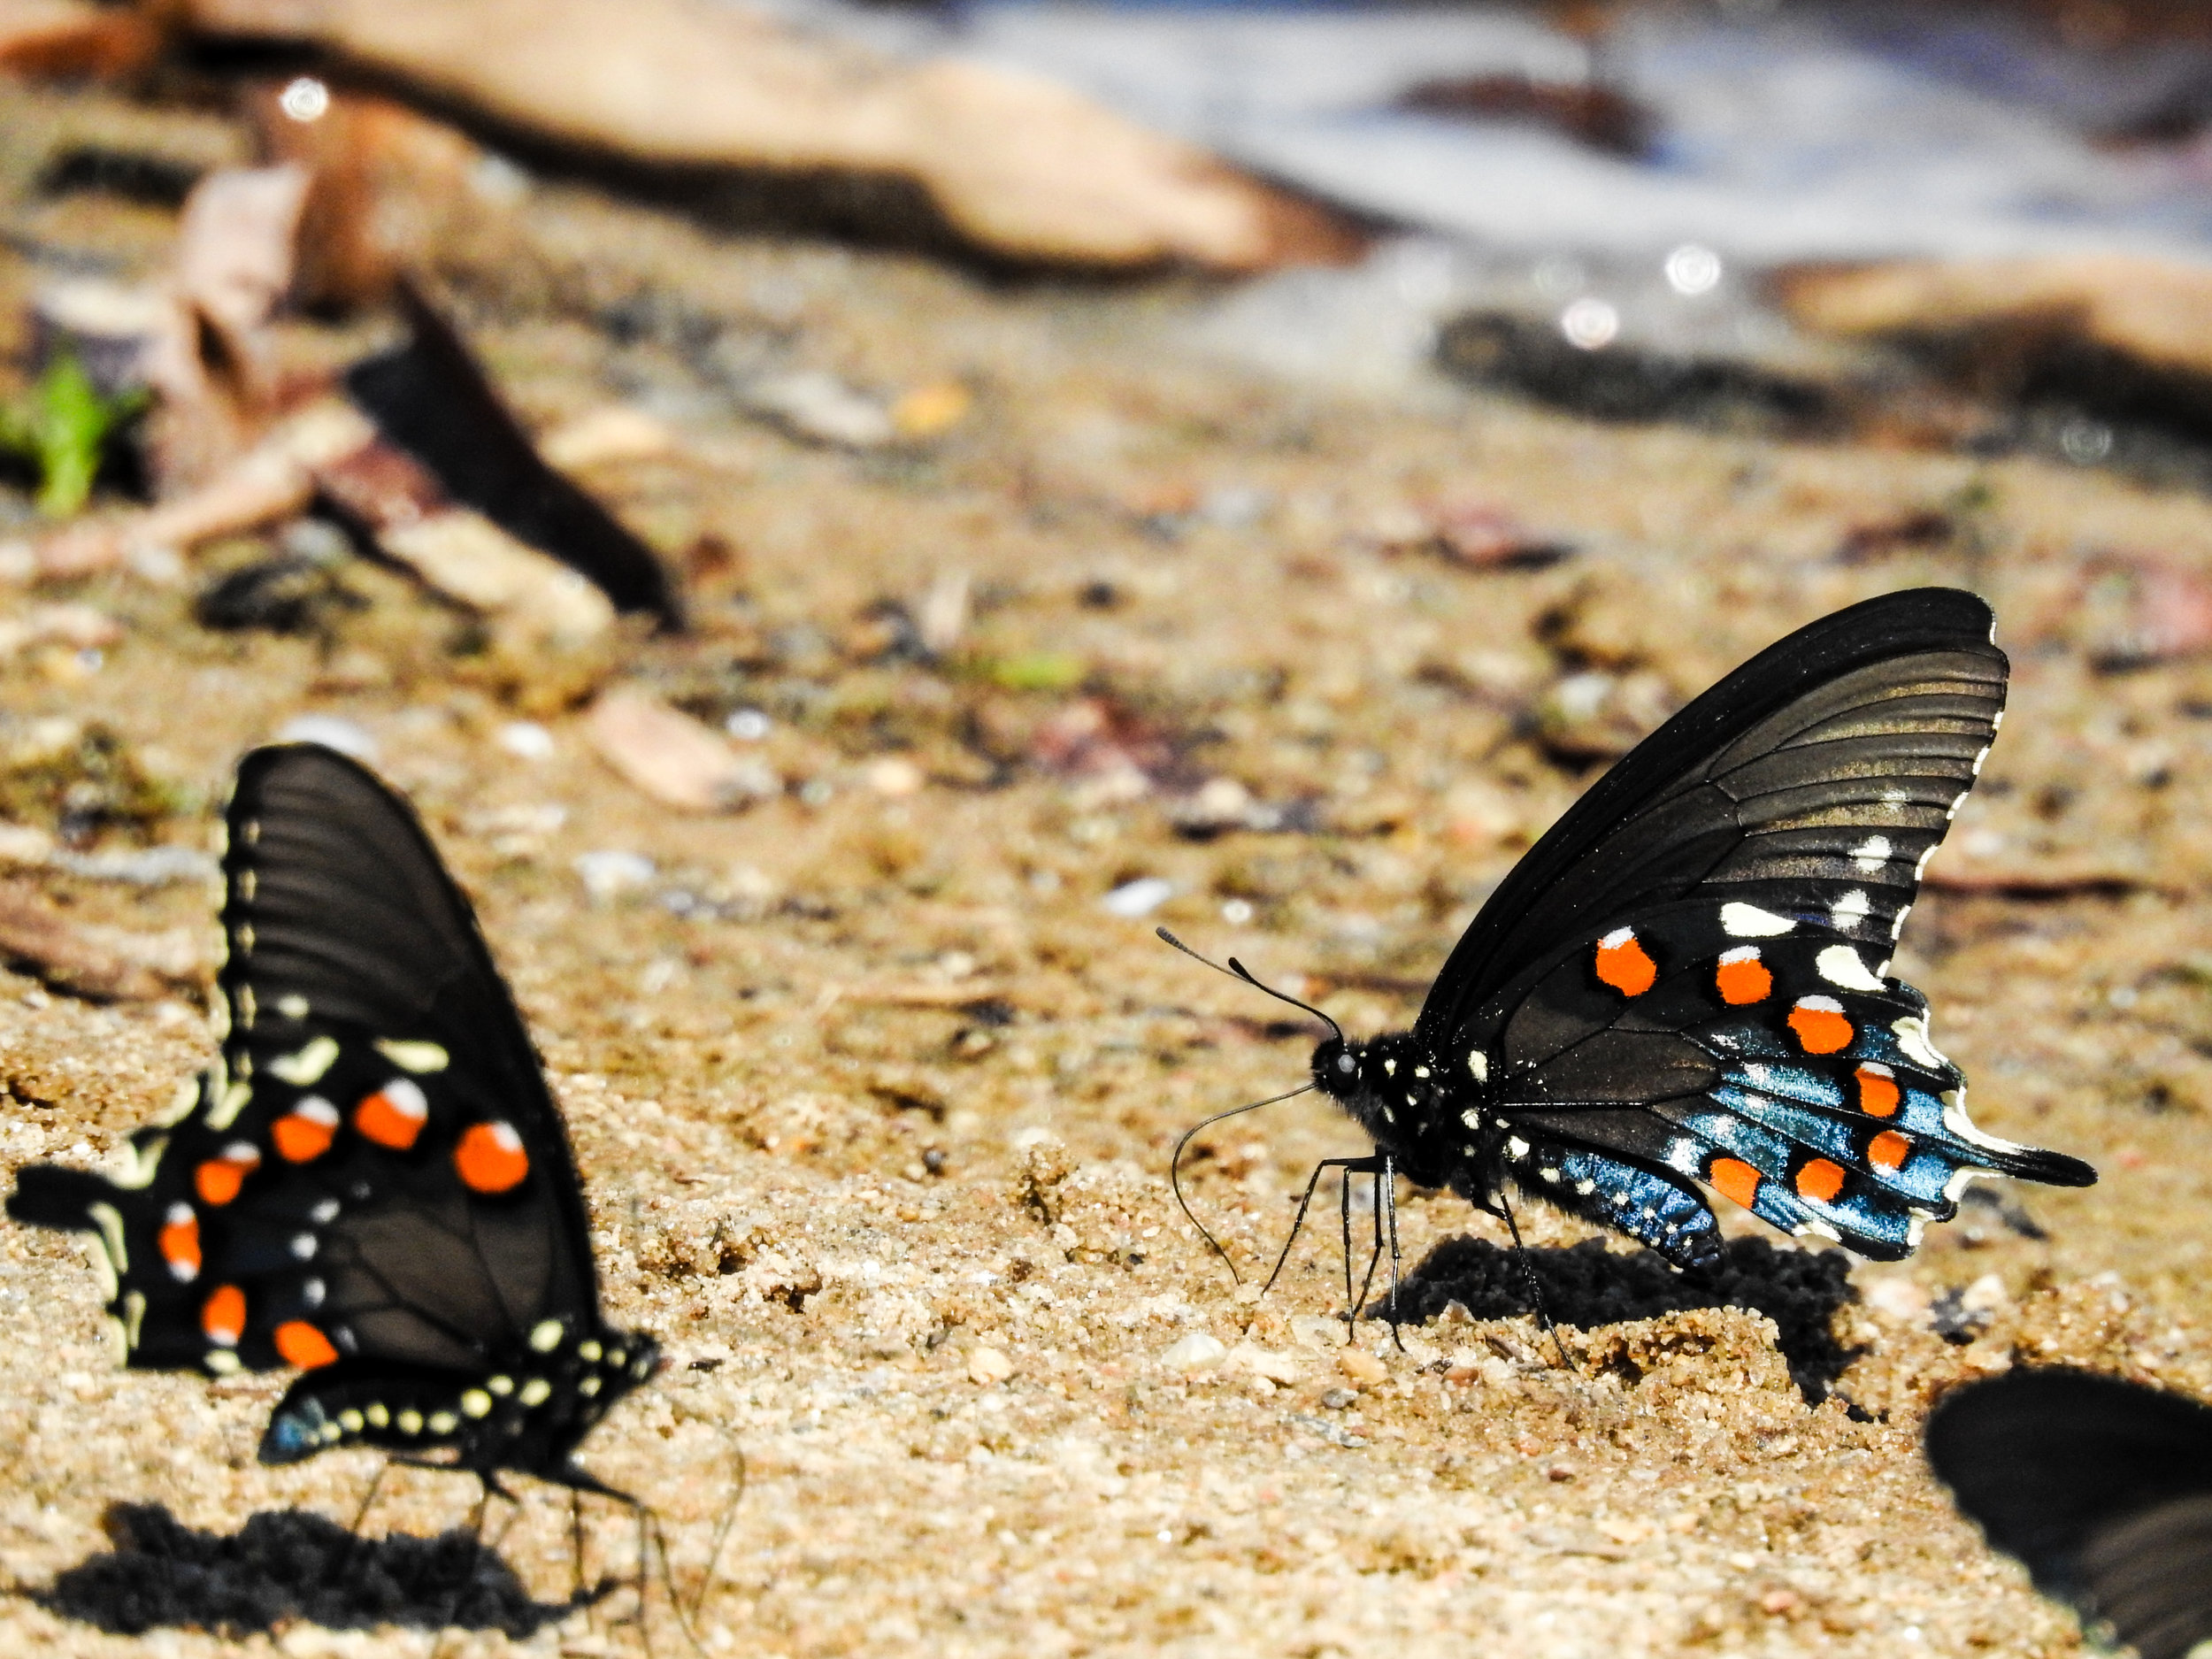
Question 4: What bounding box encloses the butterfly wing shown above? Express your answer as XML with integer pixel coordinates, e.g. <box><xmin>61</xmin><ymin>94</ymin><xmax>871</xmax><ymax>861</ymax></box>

<box><xmin>1928</xmin><ymin>1370</ymin><xmax>2212</xmax><ymax>1659</ymax></box>
<box><xmin>10</xmin><ymin>744</ymin><xmax>603</xmax><ymax>1429</ymax></box>
<box><xmin>1419</xmin><ymin>588</ymin><xmax>2092</xmax><ymax>1260</ymax></box>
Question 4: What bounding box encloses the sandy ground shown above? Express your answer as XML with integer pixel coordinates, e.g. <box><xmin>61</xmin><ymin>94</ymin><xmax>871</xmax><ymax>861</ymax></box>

<box><xmin>2</xmin><ymin>78</ymin><xmax>2212</xmax><ymax>1659</ymax></box>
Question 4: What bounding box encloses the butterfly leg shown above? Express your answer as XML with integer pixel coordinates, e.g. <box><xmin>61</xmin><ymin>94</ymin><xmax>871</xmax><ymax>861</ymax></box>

<box><xmin>1260</xmin><ymin>1156</ymin><xmax>1379</xmax><ymax>1304</ymax></box>
<box><xmin>1347</xmin><ymin>1159</ymin><xmax>1406</xmax><ymax>1353</ymax></box>
<box><xmin>1383</xmin><ymin>1160</ymin><xmax>1406</xmax><ymax>1353</ymax></box>
<box><xmin>1494</xmin><ymin>1192</ymin><xmax>1573</xmax><ymax>1371</ymax></box>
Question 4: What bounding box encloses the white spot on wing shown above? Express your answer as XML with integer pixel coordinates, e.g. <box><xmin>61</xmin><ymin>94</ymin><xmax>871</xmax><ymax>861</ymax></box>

<box><xmin>1941</xmin><ymin>1087</ymin><xmax>2028</xmax><ymax>1157</ymax></box>
<box><xmin>1892</xmin><ymin>1015</ymin><xmax>1949</xmax><ymax>1072</ymax></box>
<box><xmin>1467</xmin><ymin>1051</ymin><xmax>1488</xmax><ymax>1083</ymax></box>
<box><xmin>1851</xmin><ymin>835</ymin><xmax>1892</xmax><ymax>873</ymax></box>
<box><xmin>209</xmin><ymin>1079</ymin><xmax>251</xmax><ymax>1131</ymax></box>
<box><xmin>1598</xmin><ymin>926</ymin><xmax>1634</xmax><ymax>949</ymax></box>
<box><xmin>1508</xmin><ymin>1137</ymin><xmax>1529</xmax><ymax>1159</ymax></box>
<box><xmin>375</xmin><ymin>1039</ymin><xmax>449</xmax><ymax>1074</ymax></box>
<box><xmin>1816</xmin><ymin>945</ymin><xmax>1886</xmax><ymax>993</ymax></box>
<box><xmin>268</xmin><ymin>1036</ymin><xmax>341</xmax><ymax>1087</ymax></box>
<box><xmin>1720</xmin><ymin>902</ymin><xmax>1793</xmax><ymax>938</ymax></box>
<box><xmin>1831</xmin><ymin>889</ymin><xmax>1870</xmax><ymax>931</ymax></box>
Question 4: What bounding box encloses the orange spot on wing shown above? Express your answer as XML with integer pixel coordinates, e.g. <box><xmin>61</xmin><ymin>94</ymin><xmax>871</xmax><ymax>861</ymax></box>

<box><xmin>355</xmin><ymin>1082</ymin><xmax>428</xmax><ymax>1151</ymax></box>
<box><xmin>194</xmin><ymin>1147</ymin><xmax>259</xmax><ymax>1207</ymax></box>
<box><xmin>1788</xmin><ymin>997</ymin><xmax>1854</xmax><ymax>1055</ymax></box>
<box><xmin>201</xmin><ymin>1284</ymin><xmax>245</xmax><ymax>1347</ymax></box>
<box><xmin>272</xmin><ymin>1097</ymin><xmax>339</xmax><ymax>1163</ymax></box>
<box><xmin>1869</xmin><ymin>1131</ymin><xmax>1910</xmax><ymax>1171</ymax></box>
<box><xmin>455</xmin><ymin>1121</ymin><xmax>529</xmax><ymax>1194</ymax></box>
<box><xmin>1794</xmin><ymin>1158</ymin><xmax>1846</xmax><ymax>1202</ymax></box>
<box><xmin>273</xmin><ymin>1320</ymin><xmax>339</xmax><ymax>1370</ymax></box>
<box><xmin>1709</xmin><ymin>1156</ymin><xmax>1762</xmax><ymax>1210</ymax></box>
<box><xmin>157</xmin><ymin>1206</ymin><xmax>200</xmax><ymax>1280</ymax></box>
<box><xmin>1594</xmin><ymin>931</ymin><xmax>1657</xmax><ymax>996</ymax></box>
<box><xmin>1714</xmin><ymin>949</ymin><xmax>1772</xmax><ymax>1005</ymax></box>
<box><xmin>1855</xmin><ymin>1064</ymin><xmax>1901</xmax><ymax>1118</ymax></box>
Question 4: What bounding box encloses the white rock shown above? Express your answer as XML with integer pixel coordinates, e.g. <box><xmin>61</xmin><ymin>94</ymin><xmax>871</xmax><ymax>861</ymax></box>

<box><xmin>1225</xmin><ymin>1341</ymin><xmax>1302</xmax><ymax>1385</ymax></box>
<box><xmin>1161</xmin><ymin>1333</ymin><xmax>1227</xmax><ymax>1371</ymax></box>
<box><xmin>497</xmin><ymin>720</ymin><xmax>557</xmax><ymax>759</ymax></box>
<box><xmin>574</xmin><ymin>849</ymin><xmax>656</xmax><ymax>900</ymax></box>
<box><xmin>1102</xmin><ymin>876</ymin><xmax>1173</xmax><ymax>918</ymax></box>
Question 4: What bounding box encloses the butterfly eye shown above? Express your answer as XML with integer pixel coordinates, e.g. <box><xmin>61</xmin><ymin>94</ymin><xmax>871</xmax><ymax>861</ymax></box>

<box><xmin>1336</xmin><ymin>1054</ymin><xmax>1356</xmax><ymax>1075</ymax></box>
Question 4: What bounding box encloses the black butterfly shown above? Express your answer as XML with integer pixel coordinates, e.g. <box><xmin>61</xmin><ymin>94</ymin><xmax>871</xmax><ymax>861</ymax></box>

<box><xmin>1928</xmin><ymin>1368</ymin><xmax>2212</xmax><ymax>1659</ymax></box>
<box><xmin>1174</xmin><ymin>588</ymin><xmax>2093</xmax><ymax>1294</ymax></box>
<box><xmin>8</xmin><ymin>742</ymin><xmax>659</xmax><ymax>1500</ymax></box>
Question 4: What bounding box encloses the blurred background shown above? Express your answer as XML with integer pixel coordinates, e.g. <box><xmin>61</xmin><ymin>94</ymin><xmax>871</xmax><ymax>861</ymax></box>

<box><xmin>2</xmin><ymin>4</ymin><xmax>2212</xmax><ymax>1650</ymax></box>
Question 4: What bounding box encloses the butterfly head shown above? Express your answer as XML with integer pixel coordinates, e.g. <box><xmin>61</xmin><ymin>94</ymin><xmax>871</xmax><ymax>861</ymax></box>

<box><xmin>1311</xmin><ymin>1036</ymin><xmax>1363</xmax><ymax>1099</ymax></box>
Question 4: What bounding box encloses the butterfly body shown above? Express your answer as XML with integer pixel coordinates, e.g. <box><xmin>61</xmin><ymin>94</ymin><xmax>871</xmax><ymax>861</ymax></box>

<box><xmin>9</xmin><ymin>744</ymin><xmax>656</xmax><ymax>1497</ymax></box>
<box><xmin>1291</xmin><ymin>589</ymin><xmax>2093</xmax><ymax>1274</ymax></box>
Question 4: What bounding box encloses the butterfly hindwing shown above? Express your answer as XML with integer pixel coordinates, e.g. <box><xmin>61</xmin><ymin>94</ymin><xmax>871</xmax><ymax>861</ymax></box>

<box><xmin>8</xmin><ymin>743</ymin><xmax>654</xmax><ymax>1486</ymax></box>
<box><xmin>1929</xmin><ymin>1370</ymin><xmax>2212</xmax><ymax>1659</ymax></box>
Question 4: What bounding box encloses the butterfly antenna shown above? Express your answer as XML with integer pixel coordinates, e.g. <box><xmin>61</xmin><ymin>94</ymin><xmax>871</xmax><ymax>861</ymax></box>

<box><xmin>1156</xmin><ymin>927</ymin><xmax>1345</xmax><ymax>1045</ymax></box>
<box><xmin>1497</xmin><ymin>1194</ymin><xmax>1574</xmax><ymax>1371</ymax></box>
<box><xmin>1170</xmin><ymin>1085</ymin><xmax>1316</xmax><ymax>1286</ymax></box>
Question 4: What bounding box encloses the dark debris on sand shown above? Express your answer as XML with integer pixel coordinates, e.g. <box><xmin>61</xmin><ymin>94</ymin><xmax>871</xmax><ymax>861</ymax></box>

<box><xmin>1394</xmin><ymin>1236</ymin><xmax>1860</xmax><ymax>1402</ymax></box>
<box><xmin>42</xmin><ymin>1503</ymin><xmax>598</xmax><ymax>1637</ymax></box>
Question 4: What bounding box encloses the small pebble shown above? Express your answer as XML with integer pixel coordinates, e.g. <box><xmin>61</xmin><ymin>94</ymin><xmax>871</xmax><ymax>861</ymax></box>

<box><xmin>1318</xmin><ymin>1387</ymin><xmax>1356</xmax><ymax>1409</ymax></box>
<box><xmin>1102</xmin><ymin>877</ymin><xmax>1173</xmax><ymax>918</ymax></box>
<box><xmin>498</xmin><ymin>720</ymin><xmax>556</xmax><ymax>759</ymax></box>
<box><xmin>575</xmin><ymin>849</ymin><xmax>656</xmax><ymax>901</ymax></box>
<box><xmin>1161</xmin><ymin>1333</ymin><xmax>1227</xmax><ymax>1371</ymax></box>
<box><xmin>967</xmin><ymin>1346</ymin><xmax>1014</xmax><ymax>1385</ymax></box>
<box><xmin>1339</xmin><ymin>1349</ymin><xmax>1386</xmax><ymax>1387</ymax></box>
<box><xmin>864</xmin><ymin>756</ymin><xmax>926</xmax><ymax>796</ymax></box>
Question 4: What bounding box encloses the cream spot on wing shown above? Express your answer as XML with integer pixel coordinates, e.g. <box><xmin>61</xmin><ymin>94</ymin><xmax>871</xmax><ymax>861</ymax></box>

<box><xmin>268</xmin><ymin>1036</ymin><xmax>340</xmax><ymax>1087</ymax></box>
<box><xmin>1941</xmin><ymin>1087</ymin><xmax>2028</xmax><ymax>1158</ymax></box>
<box><xmin>374</xmin><ymin>1039</ymin><xmax>449</xmax><ymax>1074</ymax></box>
<box><xmin>1720</xmin><ymin>902</ymin><xmax>1793</xmax><ymax>938</ymax></box>
<box><xmin>1468</xmin><ymin>1051</ymin><xmax>1488</xmax><ymax>1083</ymax></box>
<box><xmin>1816</xmin><ymin>945</ymin><xmax>1886</xmax><ymax>992</ymax></box>
<box><xmin>1850</xmin><ymin>835</ymin><xmax>1891</xmax><ymax>874</ymax></box>
<box><xmin>1893</xmin><ymin>1015</ymin><xmax>1947</xmax><ymax>1071</ymax></box>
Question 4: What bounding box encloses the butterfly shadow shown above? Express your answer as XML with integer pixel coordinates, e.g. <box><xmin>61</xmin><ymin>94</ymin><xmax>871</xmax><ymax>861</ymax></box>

<box><xmin>1388</xmin><ymin>1235</ymin><xmax>1862</xmax><ymax>1403</ymax></box>
<box><xmin>36</xmin><ymin>1502</ymin><xmax>611</xmax><ymax>1639</ymax></box>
